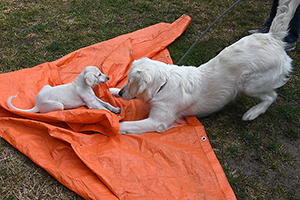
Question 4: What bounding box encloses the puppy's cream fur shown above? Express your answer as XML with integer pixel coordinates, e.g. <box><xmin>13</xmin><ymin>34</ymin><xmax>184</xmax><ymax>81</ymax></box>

<box><xmin>8</xmin><ymin>66</ymin><xmax>120</xmax><ymax>114</ymax></box>
<box><xmin>111</xmin><ymin>0</ymin><xmax>299</xmax><ymax>134</ymax></box>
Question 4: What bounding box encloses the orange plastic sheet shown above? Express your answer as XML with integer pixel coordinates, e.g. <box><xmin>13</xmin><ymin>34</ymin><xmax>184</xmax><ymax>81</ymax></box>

<box><xmin>0</xmin><ymin>15</ymin><xmax>236</xmax><ymax>199</ymax></box>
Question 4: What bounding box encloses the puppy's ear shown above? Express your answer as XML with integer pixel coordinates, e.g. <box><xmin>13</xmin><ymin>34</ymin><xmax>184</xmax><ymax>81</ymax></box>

<box><xmin>84</xmin><ymin>72</ymin><xmax>98</xmax><ymax>87</ymax></box>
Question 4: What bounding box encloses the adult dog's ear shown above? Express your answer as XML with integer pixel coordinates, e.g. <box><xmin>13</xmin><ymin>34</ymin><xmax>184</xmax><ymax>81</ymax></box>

<box><xmin>84</xmin><ymin>72</ymin><xmax>98</xmax><ymax>87</ymax></box>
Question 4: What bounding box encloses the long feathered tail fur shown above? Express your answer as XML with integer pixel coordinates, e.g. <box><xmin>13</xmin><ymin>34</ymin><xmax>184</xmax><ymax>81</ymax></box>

<box><xmin>269</xmin><ymin>0</ymin><xmax>300</xmax><ymax>41</ymax></box>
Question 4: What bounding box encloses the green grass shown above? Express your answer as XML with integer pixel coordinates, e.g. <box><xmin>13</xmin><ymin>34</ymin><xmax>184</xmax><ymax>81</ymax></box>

<box><xmin>1</xmin><ymin>0</ymin><xmax>299</xmax><ymax>199</ymax></box>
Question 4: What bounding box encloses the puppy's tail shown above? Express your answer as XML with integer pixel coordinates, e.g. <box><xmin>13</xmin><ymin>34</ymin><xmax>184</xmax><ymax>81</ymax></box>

<box><xmin>8</xmin><ymin>95</ymin><xmax>39</xmax><ymax>113</ymax></box>
<box><xmin>269</xmin><ymin>0</ymin><xmax>300</xmax><ymax>41</ymax></box>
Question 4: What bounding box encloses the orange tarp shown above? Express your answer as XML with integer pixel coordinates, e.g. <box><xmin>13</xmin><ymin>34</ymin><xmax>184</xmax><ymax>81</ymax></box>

<box><xmin>0</xmin><ymin>15</ymin><xmax>236</xmax><ymax>199</ymax></box>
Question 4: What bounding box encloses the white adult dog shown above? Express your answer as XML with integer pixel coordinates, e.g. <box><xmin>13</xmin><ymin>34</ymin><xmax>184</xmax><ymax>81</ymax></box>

<box><xmin>8</xmin><ymin>66</ymin><xmax>120</xmax><ymax>114</ymax></box>
<box><xmin>110</xmin><ymin>0</ymin><xmax>299</xmax><ymax>134</ymax></box>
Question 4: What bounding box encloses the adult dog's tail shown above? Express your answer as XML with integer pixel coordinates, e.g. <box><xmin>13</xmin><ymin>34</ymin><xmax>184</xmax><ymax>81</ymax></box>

<box><xmin>269</xmin><ymin>0</ymin><xmax>300</xmax><ymax>41</ymax></box>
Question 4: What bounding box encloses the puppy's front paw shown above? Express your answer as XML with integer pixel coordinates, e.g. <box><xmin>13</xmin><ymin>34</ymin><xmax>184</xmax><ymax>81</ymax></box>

<box><xmin>109</xmin><ymin>88</ymin><xmax>121</xmax><ymax>97</ymax></box>
<box><xmin>113</xmin><ymin>107</ymin><xmax>121</xmax><ymax>114</ymax></box>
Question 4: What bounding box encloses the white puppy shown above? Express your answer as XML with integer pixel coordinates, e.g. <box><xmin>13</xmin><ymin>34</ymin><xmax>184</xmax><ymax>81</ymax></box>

<box><xmin>110</xmin><ymin>0</ymin><xmax>299</xmax><ymax>134</ymax></box>
<box><xmin>8</xmin><ymin>66</ymin><xmax>120</xmax><ymax>114</ymax></box>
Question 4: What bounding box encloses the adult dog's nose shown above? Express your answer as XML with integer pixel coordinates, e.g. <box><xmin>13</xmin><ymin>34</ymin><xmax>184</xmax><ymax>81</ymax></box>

<box><xmin>118</xmin><ymin>88</ymin><xmax>124</xmax><ymax>97</ymax></box>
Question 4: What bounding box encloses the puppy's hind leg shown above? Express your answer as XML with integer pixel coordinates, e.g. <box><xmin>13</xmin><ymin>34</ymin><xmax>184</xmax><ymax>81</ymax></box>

<box><xmin>38</xmin><ymin>101</ymin><xmax>64</xmax><ymax>113</ymax></box>
<box><xmin>242</xmin><ymin>91</ymin><xmax>277</xmax><ymax>121</ymax></box>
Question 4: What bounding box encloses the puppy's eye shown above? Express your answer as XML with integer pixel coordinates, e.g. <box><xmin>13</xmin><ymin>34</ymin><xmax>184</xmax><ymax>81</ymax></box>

<box><xmin>98</xmin><ymin>73</ymin><xmax>102</xmax><ymax>76</ymax></box>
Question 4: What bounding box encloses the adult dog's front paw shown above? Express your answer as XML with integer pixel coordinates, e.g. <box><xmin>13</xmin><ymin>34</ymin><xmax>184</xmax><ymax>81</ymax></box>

<box><xmin>119</xmin><ymin>131</ymin><xmax>134</xmax><ymax>135</ymax></box>
<box><xmin>118</xmin><ymin>121</ymin><xmax>143</xmax><ymax>135</ymax></box>
<box><xmin>109</xmin><ymin>88</ymin><xmax>121</xmax><ymax>97</ymax></box>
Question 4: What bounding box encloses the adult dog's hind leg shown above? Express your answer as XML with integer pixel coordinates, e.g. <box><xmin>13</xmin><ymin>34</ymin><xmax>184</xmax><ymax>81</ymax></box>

<box><xmin>242</xmin><ymin>91</ymin><xmax>277</xmax><ymax>121</ymax></box>
<box><xmin>239</xmin><ymin>70</ymin><xmax>280</xmax><ymax>120</ymax></box>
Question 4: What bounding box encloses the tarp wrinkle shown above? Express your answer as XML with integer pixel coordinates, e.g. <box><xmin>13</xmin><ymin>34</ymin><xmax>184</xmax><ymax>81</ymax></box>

<box><xmin>0</xmin><ymin>15</ymin><xmax>236</xmax><ymax>200</ymax></box>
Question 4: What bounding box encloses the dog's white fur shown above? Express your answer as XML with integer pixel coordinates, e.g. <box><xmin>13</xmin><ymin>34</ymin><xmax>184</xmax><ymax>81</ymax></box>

<box><xmin>110</xmin><ymin>0</ymin><xmax>299</xmax><ymax>134</ymax></box>
<box><xmin>8</xmin><ymin>66</ymin><xmax>120</xmax><ymax>114</ymax></box>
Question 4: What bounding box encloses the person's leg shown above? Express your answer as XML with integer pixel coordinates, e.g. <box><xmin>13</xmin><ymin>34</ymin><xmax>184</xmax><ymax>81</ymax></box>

<box><xmin>248</xmin><ymin>0</ymin><xmax>278</xmax><ymax>34</ymax></box>
<box><xmin>264</xmin><ymin>0</ymin><xmax>279</xmax><ymax>27</ymax></box>
<box><xmin>285</xmin><ymin>5</ymin><xmax>300</xmax><ymax>43</ymax></box>
<box><xmin>249</xmin><ymin>1</ymin><xmax>299</xmax><ymax>50</ymax></box>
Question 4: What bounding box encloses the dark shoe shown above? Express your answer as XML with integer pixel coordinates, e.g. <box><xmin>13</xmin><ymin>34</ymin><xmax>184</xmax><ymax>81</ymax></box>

<box><xmin>248</xmin><ymin>25</ymin><xmax>270</xmax><ymax>35</ymax></box>
<box><xmin>285</xmin><ymin>41</ymin><xmax>297</xmax><ymax>51</ymax></box>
